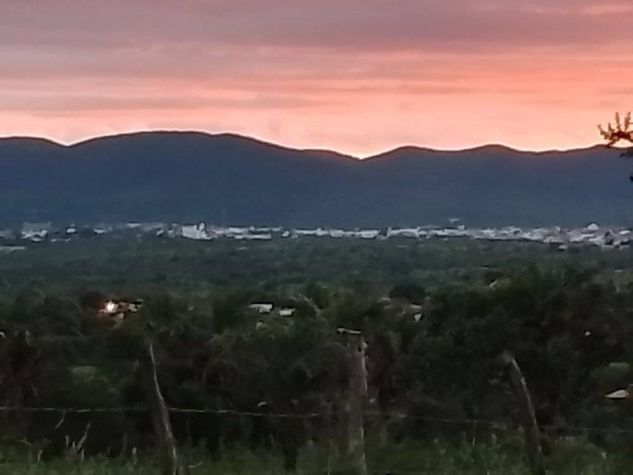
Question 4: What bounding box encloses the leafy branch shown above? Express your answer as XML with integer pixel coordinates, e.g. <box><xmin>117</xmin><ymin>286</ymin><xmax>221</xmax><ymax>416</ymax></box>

<box><xmin>598</xmin><ymin>112</ymin><xmax>633</xmax><ymax>147</ymax></box>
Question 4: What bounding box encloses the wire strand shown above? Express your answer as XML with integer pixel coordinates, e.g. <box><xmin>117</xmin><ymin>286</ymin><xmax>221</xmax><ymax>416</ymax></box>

<box><xmin>1</xmin><ymin>405</ymin><xmax>632</xmax><ymax>434</ymax></box>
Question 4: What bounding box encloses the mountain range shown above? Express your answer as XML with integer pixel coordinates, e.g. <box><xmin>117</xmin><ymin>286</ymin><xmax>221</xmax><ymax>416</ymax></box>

<box><xmin>0</xmin><ymin>131</ymin><xmax>630</xmax><ymax>227</ymax></box>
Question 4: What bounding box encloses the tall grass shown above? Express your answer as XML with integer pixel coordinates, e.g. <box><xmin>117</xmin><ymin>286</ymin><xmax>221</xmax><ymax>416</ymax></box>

<box><xmin>1</xmin><ymin>435</ymin><xmax>632</xmax><ymax>474</ymax></box>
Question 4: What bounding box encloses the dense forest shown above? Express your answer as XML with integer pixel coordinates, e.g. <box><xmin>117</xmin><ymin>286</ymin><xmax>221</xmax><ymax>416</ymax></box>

<box><xmin>2</xmin><ymin>236</ymin><xmax>633</xmax><ymax>473</ymax></box>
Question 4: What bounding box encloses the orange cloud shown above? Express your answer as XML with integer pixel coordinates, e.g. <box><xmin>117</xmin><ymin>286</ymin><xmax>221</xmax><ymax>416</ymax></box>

<box><xmin>0</xmin><ymin>0</ymin><xmax>632</xmax><ymax>156</ymax></box>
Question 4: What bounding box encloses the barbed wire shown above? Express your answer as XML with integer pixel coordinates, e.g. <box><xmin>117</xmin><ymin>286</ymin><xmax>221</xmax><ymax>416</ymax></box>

<box><xmin>1</xmin><ymin>405</ymin><xmax>633</xmax><ymax>435</ymax></box>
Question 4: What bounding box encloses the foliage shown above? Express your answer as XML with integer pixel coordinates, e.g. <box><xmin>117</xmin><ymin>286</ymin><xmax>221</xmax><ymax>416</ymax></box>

<box><xmin>2</xmin><ymin>237</ymin><xmax>633</xmax><ymax>469</ymax></box>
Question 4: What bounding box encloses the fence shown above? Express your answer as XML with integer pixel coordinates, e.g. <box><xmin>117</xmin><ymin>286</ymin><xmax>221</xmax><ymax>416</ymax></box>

<box><xmin>2</xmin><ymin>405</ymin><xmax>633</xmax><ymax>434</ymax></box>
<box><xmin>2</xmin><ymin>332</ymin><xmax>633</xmax><ymax>474</ymax></box>
<box><xmin>0</xmin><ymin>406</ymin><xmax>633</xmax><ymax>474</ymax></box>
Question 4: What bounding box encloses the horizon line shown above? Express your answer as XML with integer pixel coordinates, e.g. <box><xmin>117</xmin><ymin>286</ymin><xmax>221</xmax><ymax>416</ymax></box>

<box><xmin>0</xmin><ymin>128</ymin><xmax>613</xmax><ymax>159</ymax></box>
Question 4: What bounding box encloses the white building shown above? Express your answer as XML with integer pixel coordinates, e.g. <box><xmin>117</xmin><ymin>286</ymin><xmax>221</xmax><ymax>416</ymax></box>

<box><xmin>278</xmin><ymin>308</ymin><xmax>296</xmax><ymax>317</ymax></box>
<box><xmin>248</xmin><ymin>303</ymin><xmax>274</xmax><ymax>314</ymax></box>
<box><xmin>181</xmin><ymin>223</ymin><xmax>212</xmax><ymax>240</ymax></box>
<box><xmin>359</xmin><ymin>230</ymin><xmax>379</xmax><ymax>239</ymax></box>
<box><xmin>21</xmin><ymin>222</ymin><xmax>52</xmax><ymax>241</ymax></box>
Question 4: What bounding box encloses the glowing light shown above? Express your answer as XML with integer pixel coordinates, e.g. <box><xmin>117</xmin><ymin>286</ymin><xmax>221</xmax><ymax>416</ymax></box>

<box><xmin>103</xmin><ymin>301</ymin><xmax>118</xmax><ymax>314</ymax></box>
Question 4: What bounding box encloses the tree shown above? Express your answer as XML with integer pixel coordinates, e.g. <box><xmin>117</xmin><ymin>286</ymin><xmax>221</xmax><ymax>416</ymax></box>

<box><xmin>599</xmin><ymin>112</ymin><xmax>633</xmax><ymax>180</ymax></box>
<box><xmin>598</xmin><ymin>112</ymin><xmax>633</xmax><ymax>147</ymax></box>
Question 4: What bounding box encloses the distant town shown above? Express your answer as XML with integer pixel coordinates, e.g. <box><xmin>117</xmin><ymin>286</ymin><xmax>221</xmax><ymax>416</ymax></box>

<box><xmin>0</xmin><ymin>220</ymin><xmax>630</xmax><ymax>252</ymax></box>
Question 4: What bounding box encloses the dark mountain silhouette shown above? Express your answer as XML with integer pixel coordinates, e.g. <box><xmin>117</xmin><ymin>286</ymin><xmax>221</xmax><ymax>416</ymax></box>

<box><xmin>0</xmin><ymin>131</ymin><xmax>630</xmax><ymax>227</ymax></box>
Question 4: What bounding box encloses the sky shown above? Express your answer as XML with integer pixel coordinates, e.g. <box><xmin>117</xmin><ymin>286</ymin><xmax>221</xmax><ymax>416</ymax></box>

<box><xmin>1</xmin><ymin>0</ymin><xmax>633</xmax><ymax>157</ymax></box>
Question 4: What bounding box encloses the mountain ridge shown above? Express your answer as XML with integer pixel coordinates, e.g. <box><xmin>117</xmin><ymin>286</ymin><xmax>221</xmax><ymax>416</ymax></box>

<box><xmin>0</xmin><ymin>131</ymin><xmax>629</xmax><ymax>228</ymax></box>
<box><xmin>0</xmin><ymin>131</ymin><xmax>609</xmax><ymax>160</ymax></box>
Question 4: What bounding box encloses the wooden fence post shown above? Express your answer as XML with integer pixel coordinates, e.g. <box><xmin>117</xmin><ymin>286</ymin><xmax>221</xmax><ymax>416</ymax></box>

<box><xmin>336</xmin><ymin>328</ymin><xmax>368</xmax><ymax>475</ymax></box>
<box><xmin>140</xmin><ymin>341</ymin><xmax>181</xmax><ymax>475</ymax></box>
<box><xmin>501</xmin><ymin>351</ymin><xmax>545</xmax><ymax>475</ymax></box>
<box><xmin>0</xmin><ymin>331</ymin><xmax>39</xmax><ymax>431</ymax></box>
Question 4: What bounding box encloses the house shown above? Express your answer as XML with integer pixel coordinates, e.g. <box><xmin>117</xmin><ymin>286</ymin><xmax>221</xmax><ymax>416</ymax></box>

<box><xmin>278</xmin><ymin>308</ymin><xmax>296</xmax><ymax>318</ymax></box>
<box><xmin>93</xmin><ymin>227</ymin><xmax>109</xmax><ymax>235</ymax></box>
<box><xmin>224</xmin><ymin>227</ymin><xmax>249</xmax><ymax>238</ymax></box>
<box><xmin>248</xmin><ymin>303</ymin><xmax>274</xmax><ymax>314</ymax></box>
<box><xmin>293</xmin><ymin>229</ymin><xmax>312</xmax><ymax>237</ymax></box>
<box><xmin>21</xmin><ymin>222</ymin><xmax>52</xmax><ymax>241</ymax></box>
<box><xmin>387</xmin><ymin>228</ymin><xmax>420</xmax><ymax>239</ymax></box>
<box><xmin>359</xmin><ymin>230</ymin><xmax>379</xmax><ymax>239</ymax></box>
<box><xmin>181</xmin><ymin>223</ymin><xmax>212</xmax><ymax>240</ymax></box>
<box><xmin>238</xmin><ymin>233</ymin><xmax>272</xmax><ymax>241</ymax></box>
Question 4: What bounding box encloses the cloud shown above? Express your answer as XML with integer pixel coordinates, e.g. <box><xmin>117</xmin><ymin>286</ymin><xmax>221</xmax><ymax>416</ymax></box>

<box><xmin>1</xmin><ymin>0</ymin><xmax>632</xmax><ymax>54</ymax></box>
<box><xmin>0</xmin><ymin>0</ymin><xmax>632</xmax><ymax>154</ymax></box>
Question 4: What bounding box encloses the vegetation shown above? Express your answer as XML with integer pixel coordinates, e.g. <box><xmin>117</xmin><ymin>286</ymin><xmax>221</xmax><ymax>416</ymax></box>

<box><xmin>2</xmin><ymin>236</ymin><xmax>633</xmax><ymax>473</ymax></box>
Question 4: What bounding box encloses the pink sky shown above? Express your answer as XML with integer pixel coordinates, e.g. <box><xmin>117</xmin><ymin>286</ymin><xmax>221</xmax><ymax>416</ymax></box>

<box><xmin>1</xmin><ymin>0</ymin><xmax>632</xmax><ymax>156</ymax></box>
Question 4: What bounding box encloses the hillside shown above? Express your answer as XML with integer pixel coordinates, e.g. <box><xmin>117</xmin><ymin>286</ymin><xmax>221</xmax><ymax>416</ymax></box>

<box><xmin>0</xmin><ymin>132</ymin><xmax>629</xmax><ymax>227</ymax></box>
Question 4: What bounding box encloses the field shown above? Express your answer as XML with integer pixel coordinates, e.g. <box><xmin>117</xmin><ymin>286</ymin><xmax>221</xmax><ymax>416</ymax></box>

<box><xmin>2</xmin><ymin>235</ymin><xmax>633</xmax><ymax>473</ymax></box>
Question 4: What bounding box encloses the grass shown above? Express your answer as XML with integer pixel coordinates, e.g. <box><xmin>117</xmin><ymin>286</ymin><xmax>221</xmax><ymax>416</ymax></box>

<box><xmin>1</xmin><ymin>436</ymin><xmax>632</xmax><ymax>474</ymax></box>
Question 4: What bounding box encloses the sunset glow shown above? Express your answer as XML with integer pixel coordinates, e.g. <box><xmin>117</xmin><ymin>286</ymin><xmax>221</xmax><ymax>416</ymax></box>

<box><xmin>2</xmin><ymin>0</ymin><xmax>632</xmax><ymax>156</ymax></box>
